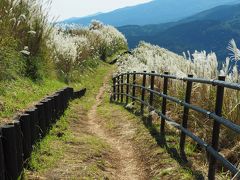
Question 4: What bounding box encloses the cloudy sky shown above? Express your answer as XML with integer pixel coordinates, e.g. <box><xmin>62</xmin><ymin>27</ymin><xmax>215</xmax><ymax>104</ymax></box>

<box><xmin>47</xmin><ymin>0</ymin><xmax>152</xmax><ymax>20</ymax></box>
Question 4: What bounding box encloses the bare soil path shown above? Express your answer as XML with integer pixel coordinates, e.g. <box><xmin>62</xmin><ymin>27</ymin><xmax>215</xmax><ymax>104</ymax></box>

<box><xmin>87</xmin><ymin>73</ymin><xmax>147</xmax><ymax>180</ymax></box>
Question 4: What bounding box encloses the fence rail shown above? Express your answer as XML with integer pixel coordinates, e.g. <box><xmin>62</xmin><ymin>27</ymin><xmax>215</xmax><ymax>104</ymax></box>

<box><xmin>111</xmin><ymin>71</ymin><xmax>240</xmax><ymax>180</ymax></box>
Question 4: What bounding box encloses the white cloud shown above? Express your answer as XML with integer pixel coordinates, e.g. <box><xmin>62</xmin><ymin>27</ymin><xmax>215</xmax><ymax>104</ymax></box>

<box><xmin>46</xmin><ymin>0</ymin><xmax>152</xmax><ymax>20</ymax></box>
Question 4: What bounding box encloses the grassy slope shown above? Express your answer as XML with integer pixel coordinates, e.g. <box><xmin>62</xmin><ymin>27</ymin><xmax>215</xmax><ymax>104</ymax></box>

<box><xmin>0</xmin><ymin>78</ymin><xmax>66</xmax><ymax>125</ymax></box>
<box><xmin>25</xmin><ymin>61</ymin><xmax>114</xmax><ymax>179</ymax></box>
<box><xmin>0</xmin><ymin>60</ymin><xmax>102</xmax><ymax>127</ymax></box>
<box><xmin>0</xmin><ymin>50</ymin><xmax>125</xmax><ymax>126</ymax></box>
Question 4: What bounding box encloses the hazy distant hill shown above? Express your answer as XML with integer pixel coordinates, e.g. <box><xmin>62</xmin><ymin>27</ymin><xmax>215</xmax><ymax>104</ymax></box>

<box><xmin>118</xmin><ymin>3</ymin><xmax>240</xmax><ymax>62</ymax></box>
<box><xmin>61</xmin><ymin>0</ymin><xmax>238</xmax><ymax>26</ymax></box>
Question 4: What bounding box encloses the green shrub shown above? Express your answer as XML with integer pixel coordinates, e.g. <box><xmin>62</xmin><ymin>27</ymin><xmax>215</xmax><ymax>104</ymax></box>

<box><xmin>0</xmin><ymin>36</ymin><xmax>25</xmax><ymax>80</ymax></box>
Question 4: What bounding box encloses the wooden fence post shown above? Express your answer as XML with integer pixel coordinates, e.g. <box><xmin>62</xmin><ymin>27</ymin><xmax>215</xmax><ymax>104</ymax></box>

<box><xmin>41</xmin><ymin>99</ymin><xmax>50</xmax><ymax>131</ymax></box>
<box><xmin>121</xmin><ymin>74</ymin><xmax>124</xmax><ymax>103</ymax></box>
<box><xmin>13</xmin><ymin>121</ymin><xmax>23</xmax><ymax>176</ymax></box>
<box><xmin>141</xmin><ymin>71</ymin><xmax>147</xmax><ymax>115</ymax></box>
<box><xmin>36</xmin><ymin>103</ymin><xmax>46</xmax><ymax>138</ymax></box>
<box><xmin>126</xmin><ymin>73</ymin><xmax>130</xmax><ymax>104</ymax></box>
<box><xmin>132</xmin><ymin>71</ymin><xmax>136</xmax><ymax>104</ymax></box>
<box><xmin>51</xmin><ymin>94</ymin><xmax>58</xmax><ymax>122</ymax></box>
<box><xmin>180</xmin><ymin>74</ymin><xmax>193</xmax><ymax>161</ymax></box>
<box><xmin>19</xmin><ymin>114</ymin><xmax>32</xmax><ymax>161</ymax></box>
<box><xmin>48</xmin><ymin>98</ymin><xmax>54</xmax><ymax>125</ymax></box>
<box><xmin>56</xmin><ymin>94</ymin><xmax>61</xmax><ymax>119</ymax></box>
<box><xmin>161</xmin><ymin>72</ymin><xmax>169</xmax><ymax>134</ymax></box>
<box><xmin>113</xmin><ymin>77</ymin><xmax>116</xmax><ymax>101</ymax></box>
<box><xmin>117</xmin><ymin>76</ymin><xmax>120</xmax><ymax>101</ymax></box>
<box><xmin>149</xmin><ymin>71</ymin><xmax>155</xmax><ymax>125</ymax></box>
<box><xmin>0</xmin><ymin>131</ymin><xmax>5</xmax><ymax>180</ymax></box>
<box><xmin>208</xmin><ymin>76</ymin><xmax>226</xmax><ymax>180</ymax></box>
<box><xmin>25</xmin><ymin>108</ymin><xmax>38</xmax><ymax>145</ymax></box>
<box><xmin>2</xmin><ymin>125</ymin><xmax>19</xmax><ymax>179</ymax></box>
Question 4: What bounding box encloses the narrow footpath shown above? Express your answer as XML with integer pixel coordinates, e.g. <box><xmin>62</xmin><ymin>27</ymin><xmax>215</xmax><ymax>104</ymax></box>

<box><xmin>87</xmin><ymin>73</ymin><xmax>147</xmax><ymax>180</ymax></box>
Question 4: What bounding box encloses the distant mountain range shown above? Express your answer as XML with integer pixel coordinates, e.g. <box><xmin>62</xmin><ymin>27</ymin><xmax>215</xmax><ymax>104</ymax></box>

<box><xmin>61</xmin><ymin>0</ymin><xmax>240</xmax><ymax>63</ymax></box>
<box><xmin>61</xmin><ymin>0</ymin><xmax>239</xmax><ymax>26</ymax></box>
<box><xmin>118</xmin><ymin>3</ymin><xmax>240</xmax><ymax>62</ymax></box>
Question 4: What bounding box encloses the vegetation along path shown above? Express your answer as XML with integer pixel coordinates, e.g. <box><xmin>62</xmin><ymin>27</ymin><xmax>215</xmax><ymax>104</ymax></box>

<box><xmin>25</xmin><ymin>63</ymin><xmax>197</xmax><ymax>179</ymax></box>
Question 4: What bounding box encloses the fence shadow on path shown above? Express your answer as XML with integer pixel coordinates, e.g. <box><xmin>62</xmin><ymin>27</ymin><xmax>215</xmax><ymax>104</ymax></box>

<box><xmin>113</xmin><ymin>101</ymin><xmax>205</xmax><ymax>180</ymax></box>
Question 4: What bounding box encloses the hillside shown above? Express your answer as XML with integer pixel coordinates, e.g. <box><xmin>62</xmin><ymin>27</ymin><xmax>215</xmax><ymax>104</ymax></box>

<box><xmin>118</xmin><ymin>3</ymin><xmax>240</xmax><ymax>62</ymax></box>
<box><xmin>61</xmin><ymin>0</ymin><xmax>238</xmax><ymax>26</ymax></box>
<box><xmin>0</xmin><ymin>0</ymin><xmax>128</xmax><ymax>126</ymax></box>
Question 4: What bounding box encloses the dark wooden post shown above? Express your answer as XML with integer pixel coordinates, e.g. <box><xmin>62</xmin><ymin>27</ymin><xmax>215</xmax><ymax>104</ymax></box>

<box><xmin>141</xmin><ymin>71</ymin><xmax>147</xmax><ymax>115</ymax></box>
<box><xmin>51</xmin><ymin>94</ymin><xmax>57</xmax><ymax>121</ymax></box>
<box><xmin>149</xmin><ymin>71</ymin><xmax>155</xmax><ymax>107</ymax></box>
<box><xmin>149</xmin><ymin>71</ymin><xmax>155</xmax><ymax>125</ymax></box>
<box><xmin>126</xmin><ymin>73</ymin><xmax>130</xmax><ymax>104</ymax></box>
<box><xmin>0</xmin><ymin>131</ymin><xmax>5</xmax><ymax>180</ymax></box>
<box><xmin>161</xmin><ymin>72</ymin><xmax>169</xmax><ymax>134</ymax></box>
<box><xmin>208</xmin><ymin>76</ymin><xmax>225</xmax><ymax>180</ymax></box>
<box><xmin>58</xmin><ymin>90</ymin><xmax>64</xmax><ymax>116</ymax></box>
<box><xmin>121</xmin><ymin>74</ymin><xmax>124</xmax><ymax>103</ymax></box>
<box><xmin>56</xmin><ymin>94</ymin><xmax>61</xmax><ymax>119</ymax></box>
<box><xmin>180</xmin><ymin>74</ymin><xmax>193</xmax><ymax>161</ymax></box>
<box><xmin>48</xmin><ymin>97</ymin><xmax>54</xmax><ymax>125</ymax></box>
<box><xmin>25</xmin><ymin>108</ymin><xmax>38</xmax><ymax>145</ymax></box>
<box><xmin>13</xmin><ymin>121</ymin><xmax>23</xmax><ymax>176</ymax></box>
<box><xmin>41</xmin><ymin>99</ymin><xmax>50</xmax><ymax>131</ymax></box>
<box><xmin>2</xmin><ymin>125</ymin><xmax>18</xmax><ymax>180</ymax></box>
<box><xmin>132</xmin><ymin>71</ymin><xmax>136</xmax><ymax>103</ymax></box>
<box><xmin>117</xmin><ymin>76</ymin><xmax>120</xmax><ymax>101</ymax></box>
<box><xmin>113</xmin><ymin>77</ymin><xmax>116</xmax><ymax>101</ymax></box>
<box><xmin>36</xmin><ymin>103</ymin><xmax>46</xmax><ymax>137</ymax></box>
<box><xmin>62</xmin><ymin>88</ymin><xmax>68</xmax><ymax>111</ymax></box>
<box><xmin>19</xmin><ymin>114</ymin><xmax>32</xmax><ymax>161</ymax></box>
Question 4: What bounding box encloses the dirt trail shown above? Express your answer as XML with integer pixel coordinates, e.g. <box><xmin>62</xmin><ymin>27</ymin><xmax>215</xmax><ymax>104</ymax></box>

<box><xmin>26</xmin><ymin>71</ymin><xmax>148</xmax><ymax>179</ymax></box>
<box><xmin>87</xmin><ymin>74</ymin><xmax>147</xmax><ymax>180</ymax></box>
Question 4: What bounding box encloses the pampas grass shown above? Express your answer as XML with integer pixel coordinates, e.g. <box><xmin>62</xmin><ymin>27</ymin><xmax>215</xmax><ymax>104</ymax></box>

<box><xmin>116</xmin><ymin>41</ymin><xmax>240</xmax><ymax>167</ymax></box>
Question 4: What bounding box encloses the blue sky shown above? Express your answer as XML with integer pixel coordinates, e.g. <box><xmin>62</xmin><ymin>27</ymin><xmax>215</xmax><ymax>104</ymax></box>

<box><xmin>47</xmin><ymin>0</ymin><xmax>152</xmax><ymax>20</ymax></box>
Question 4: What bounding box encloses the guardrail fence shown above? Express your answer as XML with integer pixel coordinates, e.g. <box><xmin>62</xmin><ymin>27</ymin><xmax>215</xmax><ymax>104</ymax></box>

<box><xmin>111</xmin><ymin>71</ymin><xmax>240</xmax><ymax>180</ymax></box>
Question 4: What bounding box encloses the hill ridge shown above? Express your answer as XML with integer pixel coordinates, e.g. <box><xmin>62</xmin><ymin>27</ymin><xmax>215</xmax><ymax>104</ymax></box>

<box><xmin>117</xmin><ymin>3</ymin><xmax>240</xmax><ymax>62</ymax></box>
<box><xmin>61</xmin><ymin>0</ymin><xmax>239</xmax><ymax>26</ymax></box>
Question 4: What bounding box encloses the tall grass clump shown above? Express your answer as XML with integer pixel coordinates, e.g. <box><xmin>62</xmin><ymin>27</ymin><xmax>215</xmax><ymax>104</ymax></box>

<box><xmin>1</xmin><ymin>1</ymin><xmax>129</xmax><ymax>83</ymax></box>
<box><xmin>49</xmin><ymin>20</ymin><xmax>128</xmax><ymax>83</ymax></box>
<box><xmin>116</xmin><ymin>41</ymin><xmax>240</xmax><ymax>170</ymax></box>
<box><xmin>0</xmin><ymin>0</ymin><xmax>55</xmax><ymax>80</ymax></box>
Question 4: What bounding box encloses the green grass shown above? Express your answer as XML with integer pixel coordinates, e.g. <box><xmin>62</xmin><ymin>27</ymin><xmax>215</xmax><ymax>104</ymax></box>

<box><xmin>28</xmin><ymin>99</ymin><xmax>109</xmax><ymax>172</ymax></box>
<box><xmin>105</xmin><ymin>49</ymin><xmax>127</xmax><ymax>64</ymax></box>
<box><xmin>0</xmin><ymin>78</ymin><xmax>66</xmax><ymax>125</ymax></box>
<box><xmin>0</xmin><ymin>58</ymin><xmax>113</xmax><ymax>126</ymax></box>
<box><xmin>70</xmin><ymin>61</ymin><xmax>113</xmax><ymax>110</ymax></box>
